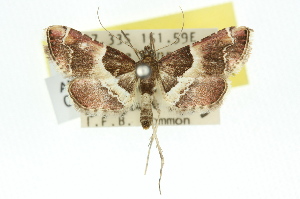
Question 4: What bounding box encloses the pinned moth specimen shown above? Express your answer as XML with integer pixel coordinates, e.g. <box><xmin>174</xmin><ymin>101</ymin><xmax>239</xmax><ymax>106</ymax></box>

<box><xmin>46</xmin><ymin>25</ymin><xmax>252</xmax><ymax>193</ymax></box>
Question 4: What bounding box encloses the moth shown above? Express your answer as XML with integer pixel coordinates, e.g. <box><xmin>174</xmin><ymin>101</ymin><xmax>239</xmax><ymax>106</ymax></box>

<box><xmin>46</xmin><ymin>25</ymin><xmax>252</xmax><ymax>193</ymax></box>
<box><xmin>46</xmin><ymin>26</ymin><xmax>252</xmax><ymax>126</ymax></box>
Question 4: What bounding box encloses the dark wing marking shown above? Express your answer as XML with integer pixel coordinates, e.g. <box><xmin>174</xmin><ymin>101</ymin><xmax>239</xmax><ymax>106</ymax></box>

<box><xmin>103</xmin><ymin>46</ymin><xmax>136</xmax><ymax>77</ymax></box>
<box><xmin>158</xmin><ymin>45</ymin><xmax>194</xmax><ymax>93</ymax></box>
<box><xmin>102</xmin><ymin>46</ymin><xmax>137</xmax><ymax>94</ymax></box>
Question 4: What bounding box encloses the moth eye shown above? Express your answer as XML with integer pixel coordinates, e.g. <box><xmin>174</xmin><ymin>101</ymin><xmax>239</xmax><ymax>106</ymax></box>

<box><xmin>136</xmin><ymin>63</ymin><xmax>151</xmax><ymax>79</ymax></box>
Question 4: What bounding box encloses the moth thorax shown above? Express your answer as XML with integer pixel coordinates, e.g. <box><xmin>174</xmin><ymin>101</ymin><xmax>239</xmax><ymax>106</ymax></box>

<box><xmin>136</xmin><ymin>63</ymin><xmax>151</xmax><ymax>79</ymax></box>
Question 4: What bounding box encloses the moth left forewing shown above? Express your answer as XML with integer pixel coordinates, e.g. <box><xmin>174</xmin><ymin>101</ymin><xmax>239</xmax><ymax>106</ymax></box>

<box><xmin>46</xmin><ymin>25</ymin><xmax>139</xmax><ymax>115</ymax></box>
<box><xmin>46</xmin><ymin>25</ymin><xmax>106</xmax><ymax>78</ymax></box>
<box><xmin>100</xmin><ymin>45</ymin><xmax>140</xmax><ymax>111</ymax></box>
<box><xmin>159</xmin><ymin>26</ymin><xmax>252</xmax><ymax>113</ymax></box>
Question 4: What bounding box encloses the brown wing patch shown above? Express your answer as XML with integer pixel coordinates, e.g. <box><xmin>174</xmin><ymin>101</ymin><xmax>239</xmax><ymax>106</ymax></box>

<box><xmin>102</xmin><ymin>46</ymin><xmax>136</xmax><ymax>77</ymax></box>
<box><xmin>225</xmin><ymin>27</ymin><xmax>252</xmax><ymax>73</ymax></box>
<box><xmin>192</xmin><ymin>27</ymin><xmax>252</xmax><ymax>75</ymax></box>
<box><xmin>47</xmin><ymin>25</ymin><xmax>105</xmax><ymax>78</ymax></box>
<box><xmin>175</xmin><ymin>76</ymin><xmax>227</xmax><ymax>109</ymax></box>
<box><xmin>159</xmin><ymin>45</ymin><xmax>194</xmax><ymax>93</ymax></box>
<box><xmin>192</xmin><ymin>29</ymin><xmax>233</xmax><ymax>75</ymax></box>
<box><xmin>159</xmin><ymin>45</ymin><xmax>194</xmax><ymax>76</ymax></box>
<box><xmin>68</xmin><ymin>78</ymin><xmax>124</xmax><ymax>112</ymax></box>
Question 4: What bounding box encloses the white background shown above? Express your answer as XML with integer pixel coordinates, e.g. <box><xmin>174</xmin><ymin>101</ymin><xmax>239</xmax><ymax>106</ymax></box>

<box><xmin>1</xmin><ymin>0</ymin><xmax>300</xmax><ymax>198</ymax></box>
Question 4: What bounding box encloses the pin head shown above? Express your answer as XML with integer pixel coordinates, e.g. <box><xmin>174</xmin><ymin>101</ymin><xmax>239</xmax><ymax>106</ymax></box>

<box><xmin>136</xmin><ymin>63</ymin><xmax>151</xmax><ymax>79</ymax></box>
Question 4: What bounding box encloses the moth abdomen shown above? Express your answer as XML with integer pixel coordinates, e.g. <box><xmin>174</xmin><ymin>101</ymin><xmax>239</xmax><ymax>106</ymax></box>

<box><xmin>140</xmin><ymin>93</ymin><xmax>153</xmax><ymax>129</ymax></box>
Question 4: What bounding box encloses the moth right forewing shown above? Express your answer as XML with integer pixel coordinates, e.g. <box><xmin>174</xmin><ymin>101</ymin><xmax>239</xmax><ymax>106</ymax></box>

<box><xmin>158</xmin><ymin>26</ymin><xmax>252</xmax><ymax>113</ymax></box>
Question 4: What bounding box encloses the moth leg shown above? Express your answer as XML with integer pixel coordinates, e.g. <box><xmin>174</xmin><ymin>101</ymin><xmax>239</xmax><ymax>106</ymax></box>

<box><xmin>144</xmin><ymin>97</ymin><xmax>159</xmax><ymax>175</ymax></box>
<box><xmin>153</xmin><ymin>114</ymin><xmax>164</xmax><ymax>195</ymax></box>
<box><xmin>144</xmin><ymin>132</ymin><xmax>154</xmax><ymax>175</ymax></box>
<box><xmin>144</xmin><ymin>98</ymin><xmax>164</xmax><ymax>194</ymax></box>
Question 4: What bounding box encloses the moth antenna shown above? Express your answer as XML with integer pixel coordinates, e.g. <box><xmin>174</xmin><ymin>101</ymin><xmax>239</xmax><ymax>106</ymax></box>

<box><xmin>156</xmin><ymin>6</ymin><xmax>184</xmax><ymax>52</ymax></box>
<box><xmin>97</xmin><ymin>7</ymin><xmax>141</xmax><ymax>59</ymax></box>
<box><xmin>97</xmin><ymin>8</ymin><xmax>118</xmax><ymax>41</ymax></box>
<box><xmin>149</xmin><ymin>32</ymin><xmax>158</xmax><ymax>59</ymax></box>
<box><xmin>121</xmin><ymin>30</ymin><xmax>141</xmax><ymax>60</ymax></box>
<box><xmin>150</xmin><ymin>32</ymin><xmax>156</xmax><ymax>51</ymax></box>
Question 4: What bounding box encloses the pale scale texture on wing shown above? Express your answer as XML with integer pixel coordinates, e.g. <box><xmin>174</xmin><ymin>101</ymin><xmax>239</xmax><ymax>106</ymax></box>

<box><xmin>68</xmin><ymin>78</ymin><xmax>124</xmax><ymax>113</ymax></box>
<box><xmin>175</xmin><ymin>76</ymin><xmax>227</xmax><ymax>109</ymax></box>
<box><xmin>192</xmin><ymin>28</ymin><xmax>233</xmax><ymax>75</ymax></box>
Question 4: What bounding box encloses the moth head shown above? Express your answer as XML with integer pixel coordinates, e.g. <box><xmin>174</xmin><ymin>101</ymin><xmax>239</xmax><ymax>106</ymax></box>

<box><xmin>139</xmin><ymin>46</ymin><xmax>156</xmax><ymax>59</ymax></box>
